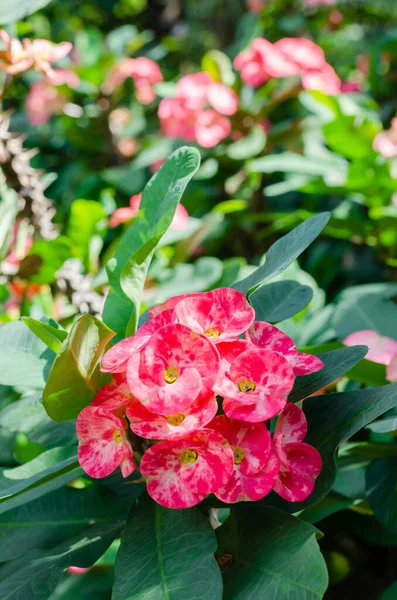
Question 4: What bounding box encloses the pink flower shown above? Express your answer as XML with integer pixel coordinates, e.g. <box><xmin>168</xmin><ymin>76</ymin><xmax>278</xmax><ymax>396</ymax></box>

<box><xmin>177</xmin><ymin>72</ymin><xmax>238</xmax><ymax>116</ymax></box>
<box><xmin>101</xmin><ymin>310</ymin><xmax>177</xmax><ymax>373</ymax></box>
<box><xmin>340</xmin><ymin>80</ymin><xmax>362</xmax><ymax>93</ymax></box>
<box><xmin>26</xmin><ymin>81</ymin><xmax>67</xmax><ymax>126</ymax></box>
<box><xmin>126</xmin><ymin>323</ymin><xmax>221</xmax><ymax>415</ymax></box>
<box><xmin>194</xmin><ymin>109</ymin><xmax>231</xmax><ymax>147</ymax></box>
<box><xmin>174</xmin><ymin>288</ymin><xmax>255</xmax><ymax>343</ymax></box>
<box><xmin>273</xmin><ymin>38</ymin><xmax>326</xmax><ymax>71</ymax></box>
<box><xmin>304</xmin><ymin>0</ymin><xmax>336</xmax><ymax>6</ymax></box>
<box><xmin>46</xmin><ymin>68</ymin><xmax>80</xmax><ymax>87</ymax></box>
<box><xmin>140</xmin><ymin>429</ymin><xmax>234</xmax><ymax>508</ymax></box>
<box><xmin>233</xmin><ymin>42</ymin><xmax>271</xmax><ymax>87</ymax></box>
<box><xmin>216</xmin><ymin>347</ymin><xmax>295</xmax><ymax>422</ymax></box>
<box><xmin>247</xmin><ymin>321</ymin><xmax>324</xmax><ymax>376</ymax></box>
<box><xmin>0</xmin><ymin>30</ymin><xmax>32</xmax><ymax>74</ymax></box>
<box><xmin>209</xmin><ymin>415</ymin><xmax>280</xmax><ymax>502</ymax></box>
<box><xmin>67</xmin><ymin>567</ymin><xmax>89</xmax><ymax>575</ymax></box>
<box><xmin>25</xmin><ymin>39</ymin><xmax>72</xmax><ymax>77</ymax></box>
<box><xmin>109</xmin><ymin>192</ymin><xmax>189</xmax><ymax>230</ymax></box>
<box><xmin>104</xmin><ymin>57</ymin><xmax>162</xmax><ymax>104</ymax></box>
<box><xmin>373</xmin><ymin>119</ymin><xmax>397</xmax><ymax>158</ymax></box>
<box><xmin>126</xmin><ymin>389</ymin><xmax>218</xmax><ymax>440</ymax></box>
<box><xmin>92</xmin><ymin>373</ymin><xmax>132</xmax><ymax>411</ymax></box>
<box><xmin>301</xmin><ymin>64</ymin><xmax>341</xmax><ymax>95</ymax></box>
<box><xmin>273</xmin><ymin>403</ymin><xmax>322</xmax><ymax>502</ymax></box>
<box><xmin>76</xmin><ymin>406</ymin><xmax>135</xmax><ymax>478</ymax></box>
<box><xmin>158</xmin><ymin>97</ymin><xmax>200</xmax><ymax>142</ymax></box>
<box><xmin>246</xmin><ymin>0</ymin><xmax>267</xmax><ymax>12</ymax></box>
<box><xmin>148</xmin><ymin>292</ymin><xmax>204</xmax><ymax>319</ymax></box>
<box><xmin>344</xmin><ymin>330</ymin><xmax>397</xmax><ymax>366</ymax></box>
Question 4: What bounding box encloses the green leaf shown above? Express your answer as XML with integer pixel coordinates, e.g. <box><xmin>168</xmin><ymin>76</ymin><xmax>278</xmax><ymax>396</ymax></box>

<box><xmin>0</xmin><ymin>484</ymin><xmax>130</xmax><ymax>561</ymax></box>
<box><xmin>0</xmin><ymin>321</ymin><xmax>55</xmax><ymax>389</ymax></box>
<box><xmin>346</xmin><ymin>357</ymin><xmax>388</xmax><ymax>387</ymax></box>
<box><xmin>0</xmin><ymin>518</ymin><xmax>123</xmax><ymax>599</ymax></box>
<box><xmin>217</xmin><ymin>505</ymin><xmax>328</xmax><ymax>600</ymax></box>
<box><xmin>67</xmin><ymin>199</ymin><xmax>106</xmax><ymax>272</ymax></box>
<box><xmin>289</xmin><ymin>345</ymin><xmax>368</xmax><ymax>402</ymax></box>
<box><xmin>0</xmin><ymin>393</ymin><xmax>76</xmax><ymax>448</ymax></box>
<box><xmin>113</xmin><ymin>498</ymin><xmax>223</xmax><ymax>600</ymax></box>
<box><xmin>21</xmin><ymin>318</ymin><xmax>67</xmax><ymax>354</ymax></box>
<box><xmin>247</xmin><ymin>151</ymin><xmax>346</xmax><ymax>177</ymax></box>
<box><xmin>380</xmin><ymin>582</ymin><xmax>397</xmax><ymax>600</ymax></box>
<box><xmin>366</xmin><ymin>458</ymin><xmax>397</xmax><ymax>533</ymax></box>
<box><xmin>202</xmin><ymin>49</ymin><xmax>235</xmax><ymax>85</ymax></box>
<box><xmin>102</xmin><ymin>146</ymin><xmax>200</xmax><ymax>338</ymax></box>
<box><xmin>298</xmin><ymin>493</ymin><xmax>353</xmax><ymax>525</ymax></box>
<box><xmin>250</xmin><ymin>280</ymin><xmax>313</xmax><ymax>323</ymax></box>
<box><xmin>285</xmin><ymin>382</ymin><xmax>397</xmax><ymax>511</ymax></box>
<box><xmin>233</xmin><ymin>212</ymin><xmax>330</xmax><ymax>295</ymax></box>
<box><xmin>366</xmin><ymin>415</ymin><xmax>397</xmax><ymax>433</ymax></box>
<box><xmin>49</xmin><ymin>569</ymin><xmax>114</xmax><ymax>600</ymax></box>
<box><xmin>0</xmin><ymin>0</ymin><xmax>54</xmax><ymax>23</ymax></box>
<box><xmin>43</xmin><ymin>314</ymin><xmax>115</xmax><ymax>422</ymax></box>
<box><xmin>226</xmin><ymin>125</ymin><xmax>266</xmax><ymax>160</ymax></box>
<box><xmin>0</xmin><ymin>447</ymin><xmax>81</xmax><ymax>515</ymax></box>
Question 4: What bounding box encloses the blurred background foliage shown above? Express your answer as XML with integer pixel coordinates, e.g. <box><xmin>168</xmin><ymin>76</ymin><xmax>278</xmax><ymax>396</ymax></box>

<box><xmin>0</xmin><ymin>0</ymin><xmax>397</xmax><ymax>598</ymax></box>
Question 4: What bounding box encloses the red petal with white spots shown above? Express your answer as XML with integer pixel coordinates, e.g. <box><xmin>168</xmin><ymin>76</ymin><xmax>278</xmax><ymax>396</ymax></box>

<box><xmin>208</xmin><ymin>415</ymin><xmax>271</xmax><ymax>476</ymax></box>
<box><xmin>148</xmin><ymin>292</ymin><xmax>203</xmax><ymax>319</ymax></box>
<box><xmin>140</xmin><ymin>429</ymin><xmax>234</xmax><ymax>509</ymax></box>
<box><xmin>223</xmin><ymin>393</ymin><xmax>287</xmax><ymax>423</ymax></box>
<box><xmin>126</xmin><ymin>352</ymin><xmax>202</xmax><ymax>415</ymax></box>
<box><xmin>174</xmin><ymin>295</ymin><xmax>228</xmax><ymax>341</ymax></box>
<box><xmin>143</xmin><ymin>323</ymin><xmax>220</xmax><ymax>389</ymax></box>
<box><xmin>126</xmin><ymin>390</ymin><xmax>218</xmax><ymax>439</ymax></box>
<box><xmin>92</xmin><ymin>373</ymin><xmax>132</xmax><ymax>411</ymax></box>
<box><xmin>76</xmin><ymin>407</ymin><xmax>134</xmax><ymax>479</ymax></box>
<box><xmin>289</xmin><ymin>352</ymin><xmax>324</xmax><ymax>376</ymax></box>
<box><xmin>101</xmin><ymin>310</ymin><xmax>176</xmax><ymax>373</ymax></box>
<box><xmin>274</xmin><ymin>403</ymin><xmax>308</xmax><ymax>446</ymax></box>
<box><xmin>207</xmin><ymin>288</ymin><xmax>255</xmax><ymax>337</ymax></box>
<box><xmin>247</xmin><ymin>321</ymin><xmax>296</xmax><ymax>358</ymax></box>
<box><xmin>387</xmin><ymin>354</ymin><xmax>397</xmax><ymax>382</ymax></box>
<box><xmin>215</xmin><ymin>451</ymin><xmax>280</xmax><ymax>503</ymax></box>
<box><xmin>273</xmin><ymin>442</ymin><xmax>322</xmax><ymax>502</ymax></box>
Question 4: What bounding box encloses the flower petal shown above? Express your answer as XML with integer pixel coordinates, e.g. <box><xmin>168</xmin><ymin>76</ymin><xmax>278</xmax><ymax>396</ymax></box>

<box><xmin>273</xmin><ymin>442</ymin><xmax>322</xmax><ymax>502</ymax></box>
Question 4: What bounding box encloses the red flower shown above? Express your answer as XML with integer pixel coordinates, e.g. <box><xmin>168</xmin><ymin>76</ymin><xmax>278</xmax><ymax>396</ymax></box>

<box><xmin>126</xmin><ymin>389</ymin><xmax>218</xmax><ymax>440</ymax></box>
<box><xmin>76</xmin><ymin>406</ymin><xmax>135</xmax><ymax>478</ymax></box>
<box><xmin>126</xmin><ymin>323</ymin><xmax>220</xmax><ymax>415</ymax></box>
<box><xmin>247</xmin><ymin>321</ymin><xmax>324</xmax><ymax>376</ymax></box>
<box><xmin>273</xmin><ymin>403</ymin><xmax>322</xmax><ymax>502</ymax></box>
<box><xmin>216</xmin><ymin>347</ymin><xmax>295</xmax><ymax>422</ymax></box>
<box><xmin>140</xmin><ymin>429</ymin><xmax>234</xmax><ymax>508</ymax></box>
<box><xmin>209</xmin><ymin>415</ymin><xmax>280</xmax><ymax>502</ymax></box>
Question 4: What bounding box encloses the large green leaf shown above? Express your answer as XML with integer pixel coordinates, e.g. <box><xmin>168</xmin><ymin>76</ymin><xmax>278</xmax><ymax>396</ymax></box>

<box><xmin>0</xmin><ymin>0</ymin><xmax>54</xmax><ymax>23</ymax></box>
<box><xmin>49</xmin><ymin>569</ymin><xmax>114</xmax><ymax>600</ymax></box>
<box><xmin>0</xmin><ymin>321</ymin><xmax>55</xmax><ymax>390</ymax></box>
<box><xmin>216</xmin><ymin>505</ymin><xmax>328</xmax><ymax>600</ymax></box>
<box><xmin>103</xmin><ymin>146</ymin><xmax>200</xmax><ymax>338</ymax></box>
<box><xmin>0</xmin><ymin>518</ymin><xmax>123</xmax><ymax>599</ymax></box>
<box><xmin>67</xmin><ymin>199</ymin><xmax>106</xmax><ymax>272</ymax></box>
<box><xmin>366</xmin><ymin>458</ymin><xmax>397</xmax><ymax>534</ymax></box>
<box><xmin>113</xmin><ymin>498</ymin><xmax>223</xmax><ymax>600</ymax></box>
<box><xmin>233</xmin><ymin>213</ymin><xmax>330</xmax><ymax>295</ymax></box>
<box><xmin>247</xmin><ymin>151</ymin><xmax>346</xmax><ymax>177</ymax></box>
<box><xmin>21</xmin><ymin>318</ymin><xmax>67</xmax><ymax>354</ymax></box>
<box><xmin>288</xmin><ymin>345</ymin><xmax>368</xmax><ymax>402</ymax></box>
<box><xmin>0</xmin><ymin>484</ymin><xmax>130</xmax><ymax>561</ymax></box>
<box><xmin>380</xmin><ymin>582</ymin><xmax>397</xmax><ymax>600</ymax></box>
<box><xmin>43</xmin><ymin>314</ymin><xmax>115</xmax><ymax>422</ymax></box>
<box><xmin>0</xmin><ymin>447</ymin><xmax>81</xmax><ymax>515</ymax></box>
<box><xmin>250</xmin><ymin>280</ymin><xmax>313</xmax><ymax>323</ymax></box>
<box><xmin>280</xmin><ymin>382</ymin><xmax>397</xmax><ymax>511</ymax></box>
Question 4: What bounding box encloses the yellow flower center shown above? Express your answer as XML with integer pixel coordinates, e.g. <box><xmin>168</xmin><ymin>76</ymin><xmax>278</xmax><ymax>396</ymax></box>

<box><xmin>238</xmin><ymin>379</ymin><xmax>256</xmax><ymax>393</ymax></box>
<box><xmin>113</xmin><ymin>429</ymin><xmax>123</xmax><ymax>443</ymax></box>
<box><xmin>180</xmin><ymin>449</ymin><xmax>198</xmax><ymax>464</ymax></box>
<box><xmin>233</xmin><ymin>446</ymin><xmax>245</xmax><ymax>465</ymax></box>
<box><xmin>167</xmin><ymin>413</ymin><xmax>185</xmax><ymax>426</ymax></box>
<box><xmin>204</xmin><ymin>328</ymin><xmax>220</xmax><ymax>339</ymax></box>
<box><xmin>164</xmin><ymin>366</ymin><xmax>178</xmax><ymax>384</ymax></box>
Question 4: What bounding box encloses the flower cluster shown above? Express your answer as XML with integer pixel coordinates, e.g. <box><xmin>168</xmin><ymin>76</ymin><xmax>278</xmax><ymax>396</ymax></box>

<box><xmin>76</xmin><ymin>287</ymin><xmax>323</xmax><ymax>508</ymax></box>
<box><xmin>158</xmin><ymin>72</ymin><xmax>238</xmax><ymax>148</ymax></box>
<box><xmin>234</xmin><ymin>37</ymin><xmax>341</xmax><ymax>95</ymax></box>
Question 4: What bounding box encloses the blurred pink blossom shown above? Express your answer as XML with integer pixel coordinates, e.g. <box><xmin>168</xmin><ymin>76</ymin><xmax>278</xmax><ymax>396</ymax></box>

<box><xmin>158</xmin><ymin>97</ymin><xmax>199</xmax><ymax>142</ymax></box>
<box><xmin>109</xmin><ymin>193</ymin><xmax>189</xmax><ymax>230</ymax></box>
<box><xmin>301</xmin><ymin>64</ymin><xmax>341</xmax><ymax>95</ymax></box>
<box><xmin>26</xmin><ymin>81</ymin><xmax>66</xmax><ymax>125</ymax></box>
<box><xmin>304</xmin><ymin>0</ymin><xmax>336</xmax><ymax>6</ymax></box>
<box><xmin>0</xmin><ymin>30</ymin><xmax>32</xmax><ymax>74</ymax></box>
<box><xmin>0</xmin><ymin>32</ymin><xmax>73</xmax><ymax>77</ymax></box>
<box><xmin>246</xmin><ymin>0</ymin><xmax>267</xmax><ymax>12</ymax></box>
<box><xmin>104</xmin><ymin>57</ymin><xmax>163</xmax><ymax>104</ymax></box>
<box><xmin>194</xmin><ymin>109</ymin><xmax>232</xmax><ymax>148</ymax></box>
<box><xmin>373</xmin><ymin>118</ymin><xmax>397</xmax><ymax>158</ymax></box>
<box><xmin>344</xmin><ymin>330</ymin><xmax>397</xmax><ymax>366</ymax></box>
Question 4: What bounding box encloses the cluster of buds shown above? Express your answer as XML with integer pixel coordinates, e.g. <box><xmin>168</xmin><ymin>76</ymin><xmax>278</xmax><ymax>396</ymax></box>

<box><xmin>234</xmin><ymin>37</ymin><xmax>341</xmax><ymax>95</ymax></box>
<box><xmin>76</xmin><ymin>288</ymin><xmax>323</xmax><ymax>508</ymax></box>
<box><xmin>158</xmin><ymin>72</ymin><xmax>238</xmax><ymax>148</ymax></box>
